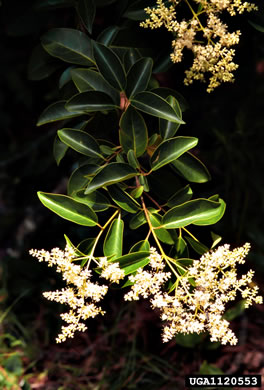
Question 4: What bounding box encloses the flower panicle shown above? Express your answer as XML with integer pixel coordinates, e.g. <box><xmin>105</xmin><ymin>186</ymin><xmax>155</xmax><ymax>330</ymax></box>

<box><xmin>124</xmin><ymin>244</ymin><xmax>262</xmax><ymax>345</ymax></box>
<box><xmin>29</xmin><ymin>245</ymin><xmax>125</xmax><ymax>342</ymax></box>
<box><xmin>140</xmin><ymin>0</ymin><xmax>257</xmax><ymax>92</ymax></box>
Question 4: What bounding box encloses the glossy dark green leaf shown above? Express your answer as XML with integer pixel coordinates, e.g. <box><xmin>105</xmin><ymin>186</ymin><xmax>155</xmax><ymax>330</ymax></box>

<box><xmin>77</xmin><ymin>0</ymin><xmax>95</xmax><ymax>34</ymax></box>
<box><xmin>41</xmin><ymin>28</ymin><xmax>94</xmax><ymax>66</ymax></box>
<box><xmin>171</xmin><ymin>152</ymin><xmax>211</xmax><ymax>183</ymax></box>
<box><xmin>129</xmin><ymin>210</ymin><xmax>146</xmax><ymax>230</ymax></box>
<box><xmin>71</xmin><ymin>68</ymin><xmax>119</xmax><ymax>103</ymax></box>
<box><xmin>185</xmin><ymin>236</ymin><xmax>209</xmax><ymax>255</ymax></box>
<box><xmin>65</xmin><ymin>91</ymin><xmax>118</xmax><ymax>112</ymax></box>
<box><xmin>113</xmin><ymin>252</ymin><xmax>150</xmax><ymax>275</ymax></box>
<box><xmin>38</xmin><ymin>192</ymin><xmax>98</xmax><ymax>226</ymax></box>
<box><xmin>162</xmin><ymin>198</ymin><xmax>226</xmax><ymax>229</ymax></box>
<box><xmin>53</xmin><ymin>135</ymin><xmax>68</xmax><ymax>165</ymax></box>
<box><xmin>130</xmin><ymin>92</ymin><xmax>185</xmax><ymax>123</ymax></box>
<box><xmin>93</xmin><ymin>41</ymin><xmax>126</xmax><ymax>91</ymax></box>
<box><xmin>151</xmin><ymin>137</ymin><xmax>198</xmax><ymax>171</ymax></box>
<box><xmin>167</xmin><ymin>185</ymin><xmax>193</xmax><ymax>208</ymax></box>
<box><xmin>119</xmin><ymin>106</ymin><xmax>148</xmax><ymax>157</ymax></box>
<box><xmin>103</xmin><ymin>216</ymin><xmax>124</xmax><ymax>259</ymax></box>
<box><xmin>194</xmin><ymin>198</ymin><xmax>226</xmax><ymax>226</ymax></box>
<box><xmin>211</xmin><ymin>232</ymin><xmax>222</xmax><ymax>248</ymax></box>
<box><xmin>159</xmin><ymin>96</ymin><xmax>182</xmax><ymax>139</ymax></box>
<box><xmin>124</xmin><ymin>48</ymin><xmax>141</xmax><ymax>73</ymax></box>
<box><xmin>85</xmin><ymin>163</ymin><xmax>138</xmax><ymax>194</ymax></box>
<box><xmin>151</xmin><ymin>87</ymin><xmax>189</xmax><ymax>112</ymax></box>
<box><xmin>67</xmin><ymin>164</ymin><xmax>100</xmax><ymax>195</ymax></box>
<box><xmin>58</xmin><ymin>128</ymin><xmax>103</xmax><ymax>159</ymax></box>
<box><xmin>59</xmin><ymin>66</ymin><xmax>75</xmax><ymax>89</ymax></box>
<box><xmin>107</xmin><ymin>185</ymin><xmax>140</xmax><ymax>213</ymax></box>
<box><xmin>150</xmin><ymin>211</ymin><xmax>174</xmax><ymax>244</ymax></box>
<box><xmin>37</xmin><ymin>101</ymin><xmax>83</xmax><ymax>126</ymax></box>
<box><xmin>126</xmin><ymin>57</ymin><xmax>153</xmax><ymax>98</ymax></box>
<box><xmin>175</xmin><ymin>237</ymin><xmax>189</xmax><ymax>258</ymax></box>
<box><xmin>129</xmin><ymin>240</ymin><xmax>150</xmax><ymax>253</ymax></box>
<box><xmin>97</xmin><ymin>25</ymin><xmax>120</xmax><ymax>46</ymax></box>
<box><xmin>127</xmin><ymin>149</ymin><xmax>140</xmax><ymax>169</ymax></box>
<box><xmin>123</xmin><ymin>0</ymin><xmax>149</xmax><ymax>20</ymax></box>
<box><xmin>139</xmin><ymin>175</ymin><xmax>149</xmax><ymax>192</ymax></box>
<box><xmin>73</xmin><ymin>190</ymin><xmax>110</xmax><ymax>211</ymax></box>
<box><xmin>28</xmin><ymin>45</ymin><xmax>61</xmax><ymax>81</ymax></box>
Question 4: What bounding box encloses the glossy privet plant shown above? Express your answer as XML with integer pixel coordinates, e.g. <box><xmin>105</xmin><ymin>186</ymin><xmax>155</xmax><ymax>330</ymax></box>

<box><xmin>29</xmin><ymin>15</ymin><xmax>262</xmax><ymax>344</ymax></box>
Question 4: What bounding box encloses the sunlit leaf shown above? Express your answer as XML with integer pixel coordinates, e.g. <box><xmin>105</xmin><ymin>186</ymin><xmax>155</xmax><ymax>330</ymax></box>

<box><xmin>58</xmin><ymin>128</ymin><xmax>103</xmax><ymax>159</ymax></box>
<box><xmin>151</xmin><ymin>137</ymin><xmax>198</xmax><ymax>171</ymax></box>
<box><xmin>85</xmin><ymin>163</ymin><xmax>138</xmax><ymax>194</ymax></box>
<box><xmin>162</xmin><ymin>198</ymin><xmax>226</xmax><ymax>229</ymax></box>
<box><xmin>103</xmin><ymin>215</ymin><xmax>124</xmax><ymax>259</ymax></box>
<box><xmin>131</xmin><ymin>91</ymin><xmax>185</xmax><ymax>123</ymax></box>
<box><xmin>171</xmin><ymin>152</ymin><xmax>211</xmax><ymax>183</ymax></box>
<box><xmin>38</xmin><ymin>192</ymin><xmax>98</xmax><ymax>226</ymax></box>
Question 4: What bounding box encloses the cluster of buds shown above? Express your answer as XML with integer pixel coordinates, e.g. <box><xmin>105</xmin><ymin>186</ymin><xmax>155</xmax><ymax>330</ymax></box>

<box><xmin>141</xmin><ymin>0</ymin><xmax>257</xmax><ymax>91</ymax></box>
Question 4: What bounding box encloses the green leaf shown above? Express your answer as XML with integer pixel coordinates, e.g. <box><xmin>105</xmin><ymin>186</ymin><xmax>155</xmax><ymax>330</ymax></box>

<box><xmin>38</xmin><ymin>192</ymin><xmax>98</xmax><ymax>226</ymax></box>
<box><xmin>175</xmin><ymin>333</ymin><xmax>205</xmax><ymax>348</ymax></box>
<box><xmin>129</xmin><ymin>210</ymin><xmax>147</xmax><ymax>229</ymax></box>
<box><xmin>199</xmin><ymin>361</ymin><xmax>223</xmax><ymax>375</ymax></box>
<box><xmin>53</xmin><ymin>135</ymin><xmax>68</xmax><ymax>165</ymax></box>
<box><xmin>103</xmin><ymin>215</ymin><xmax>124</xmax><ymax>259</ymax></box>
<box><xmin>107</xmin><ymin>185</ymin><xmax>140</xmax><ymax>213</ymax></box>
<box><xmin>28</xmin><ymin>44</ymin><xmax>61</xmax><ymax>81</ymax></box>
<box><xmin>124</xmin><ymin>48</ymin><xmax>141</xmax><ymax>73</ymax></box>
<box><xmin>97</xmin><ymin>25</ymin><xmax>120</xmax><ymax>46</ymax></box>
<box><xmin>185</xmin><ymin>236</ymin><xmax>209</xmax><ymax>255</ymax></box>
<box><xmin>211</xmin><ymin>232</ymin><xmax>222</xmax><ymax>248</ymax></box>
<box><xmin>167</xmin><ymin>185</ymin><xmax>193</xmax><ymax>208</ymax></box>
<box><xmin>127</xmin><ymin>149</ymin><xmax>140</xmax><ymax>169</ymax></box>
<box><xmin>150</xmin><ymin>211</ymin><xmax>174</xmax><ymax>244</ymax></box>
<box><xmin>129</xmin><ymin>240</ymin><xmax>150</xmax><ymax>252</ymax></box>
<box><xmin>41</xmin><ymin>28</ymin><xmax>94</xmax><ymax>66</ymax></box>
<box><xmin>162</xmin><ymin>198</ymin><xmax>226</xmax><ymax>229</ymax></box>
<box><xmin>159</xmin><ymin>96</ymin><xmax>182</xmax><ymax>139</ymax></box>
<box><xmin>93</xmin><ymin>41</ymin><xmax>126</xmax><ymax>91</ymax></box>
<box><xmin>130</xmin><ymin>186</ymin><xmax>144</xmax><ymax>198</ymax></box>
<box><xmin>175</xmin><ymin>237</ymin><xmax>189</xmax><ymax>258</ymax></box>
<box><xmin>58</xmin><ymin>128</ymin><xmax>103</xmax><ymax>159</ymax></box>
<box><xmin>126</xmin><ymin>57</ymin><xmax>153</xmax><ymax>98</ymax></box>
<box><xmin>123</xmin><ymin>0</ymin><xmax>149</xmax><ymax>20</ymax></box>
<box><xmin>130</xmin><ymin>91</ymin><xmax>185</xmax><ymax>123</ymax></box>
<box><xmin>151</xmin><ymin>137</ymin><xmax>198</xmax><ymax>171</ymax></box>
<box><xmin>151</xmin><ymin>87</ymin><xmax>189</xmax><ymax>112</ymax></box>
<box><xmin>68</xmin><ymin>164</ymin><xmax>99</xmax><ymax>195</ymax></box>
<box><xmin>113</xmin><ymin>251</ymin><xmax>150</xmax><ymax>275</ymax></box>
<box><xmin>85</xmin><ymin>162</ymin><xmax>138</xmax><ymax>194</ymax></box>
<box><xmin>59</xmin><ymin>66</ymin><xmax>75</xmax><ymax>89</ymax></box>
<box><xmin>249</xmin><ymin>20</ymin><xmax>264</xmax><ymax>33</ymax></box>
<box><xmin>194</xmin><ymin>198</ymin><xmax>226</xmax><ymax>226</ymax></box>
<box><xmin>37</xmin><ymin>101</ymin><xmax>83</xmax><ymax>126</ymax></box>
<box><xmin>66</xmin><ymin>90</ymin><xmax>118</xmax><ymax>112</ymax></box>
<box><xmin>171</xmin><ymin>152</ymin><xmax>211</xmax><ymax>183</ymax></box>
<box><xmin>71</xmin><ymin>68</ymin><xmax>119</xmax><ymax>103</ymax></box>
<box><xmin>64</xmin><ymin>234</ymin><xmax>85</xmax><ymax>256</ymax></box>
<box><xmin>77</xmin><ymin>0</ymin><xmax>96</xmax><ymax>34</ymax></box>
<box><xmin>73</xmin><ymin>190</ymin><xmax>110</xmax><ymax>211</ymax></box>
<box><xmin>119</xmin><ymin>106</ymin><xmax>148</xmax><ymax>157</ymax></box>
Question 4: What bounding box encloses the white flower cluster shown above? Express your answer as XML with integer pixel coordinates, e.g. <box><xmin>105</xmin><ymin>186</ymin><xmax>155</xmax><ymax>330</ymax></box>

<box><xmin>141</xmin><ymin>0</ymin><xmax>257</xmax><ymax>91</ymax></box>
<box><xmin>124</xmin><ymin>244</ymin><xmax>262</xmax><ymax>345</ymax></box>
<box><xmin>29</xmin><ymin>246</ymin><xmax>124</xmax><ymax>342</ymax></box>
